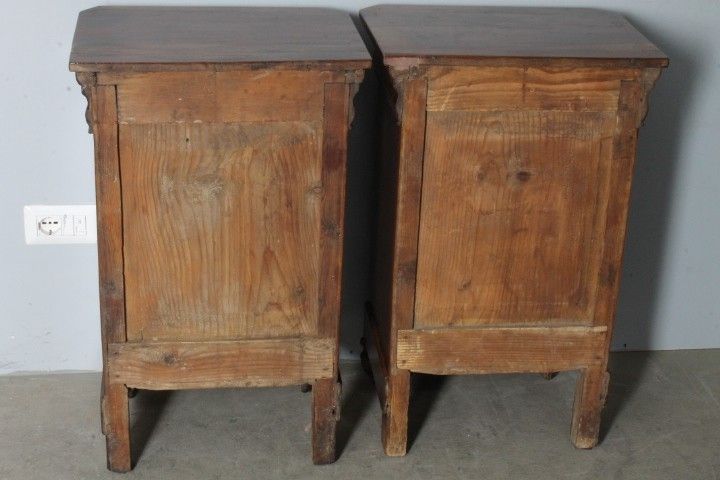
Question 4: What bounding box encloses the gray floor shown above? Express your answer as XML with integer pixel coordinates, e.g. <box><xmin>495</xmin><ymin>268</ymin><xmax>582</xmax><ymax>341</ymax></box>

<box><xmin>1</xmin><ymin>350</ymin><xmax>719</xmax><ymax>480</ymax></box>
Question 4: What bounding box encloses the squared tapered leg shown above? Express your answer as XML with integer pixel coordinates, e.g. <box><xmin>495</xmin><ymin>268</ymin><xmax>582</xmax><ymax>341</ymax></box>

<box><xmin>571</xmin><ymin>366</ymin><xmax>610</xmax><ymax>449</ymax></box>
<box><xmin>102</xmin><ymin>382</ymin><xmax>131</xmax><ymax>472</ymax></box>
<box><xmin>312</xmin><ymin>377</ymin><xmax>341</xmax><ymax>464</ymax></box>
<box><xmin>382</xmin><ymin>370</ymin><xmax>410</xmax><ymax>456</ymax></box>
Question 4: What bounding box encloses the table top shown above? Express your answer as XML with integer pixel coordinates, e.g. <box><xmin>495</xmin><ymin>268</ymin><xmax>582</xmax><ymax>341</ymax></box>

<box><xmin>360</xmin><ymin>5</ymin><xmax>667</xmax><ymax>67</ymax></box>
<box><xmin>69</xmin><ymin>6</ymin><xmax>371</xmax><ymax>72</ymax></box>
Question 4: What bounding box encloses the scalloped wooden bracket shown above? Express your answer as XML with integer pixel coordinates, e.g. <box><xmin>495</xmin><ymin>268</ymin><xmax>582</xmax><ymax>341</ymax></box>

<box><xmin>346</xmin><ymin>68</ymin><xmax>369</xmax><ymax>131</ymax></box>
<box><xmin>75</xmin><ymin>72</ymin><xmax>97</xmax><ymax>134</ymax></box>
<box><xmin>387</xmin><ymin>63</ymin><xmax>425</xmax><ymax>122</ymax></box>
<box><xmin>637</xmin><ymin>68</ymin><xmax>663</xmax><ymax>128</ymax></box>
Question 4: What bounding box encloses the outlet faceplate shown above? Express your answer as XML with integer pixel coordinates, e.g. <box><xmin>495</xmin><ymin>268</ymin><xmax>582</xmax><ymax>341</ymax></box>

<box><xmin>24</xmin><ymin>205</ymin><xmax>97</xmax><ymax>245</ymax></box>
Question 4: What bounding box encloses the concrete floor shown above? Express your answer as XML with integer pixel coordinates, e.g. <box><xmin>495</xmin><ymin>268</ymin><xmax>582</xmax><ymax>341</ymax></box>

<box><xmin>0</xmin><ymin>350</ymin><xmax>718</xmax><ymax>480</ymax></box>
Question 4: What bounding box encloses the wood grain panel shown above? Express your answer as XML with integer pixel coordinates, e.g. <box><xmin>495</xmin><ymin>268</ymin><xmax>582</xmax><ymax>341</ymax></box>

<box><xmin>415</xmin><ymin>110</ymin><xmax>616</xmax><ymax>327</ymax></box>
<box><xmin>120</xmin><ymin>121</ymin><xmax>322</xmax><ymax>341</ymax></box>
<box><xmin>115</xmin><ymin>71</ymin><xmax>327</xmax><ymax>123</ymax></box>
<box><xmin>108</xmin><ymin>338</ymin><xmax>335</xmax><ymax>389</ymax></box>
<box><xmin>397</xmin><ymin>326</ymin><xmax>607</xmax><ymax>374</ymax></box>
<box><xmin>427</xmin><ymin>67</ymin><xmax>635</xmax><ymax>112</ymax></box>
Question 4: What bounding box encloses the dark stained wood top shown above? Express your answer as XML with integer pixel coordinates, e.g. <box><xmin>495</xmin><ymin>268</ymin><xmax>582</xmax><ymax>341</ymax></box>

<box><xmin>70</xmin><ymin>7</ymin><xmax>371</xmax><ymax>72</ymax></box>
<box><xmin>360</xmin><ymin>6</ymin><xmax>668</xmax><ymax>68</ymax></box>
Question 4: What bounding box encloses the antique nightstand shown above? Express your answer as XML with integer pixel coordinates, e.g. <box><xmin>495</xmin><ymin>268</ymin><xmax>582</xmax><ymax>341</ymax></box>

<box><xmin>70</xmin><ymin>6</ymin><xmax>369</xmax><ymax>471</ymax></box>
<box><xmin>360</xmin><ymin>5</ymin><xmax>667</xmax><ymax>455</ymax></box>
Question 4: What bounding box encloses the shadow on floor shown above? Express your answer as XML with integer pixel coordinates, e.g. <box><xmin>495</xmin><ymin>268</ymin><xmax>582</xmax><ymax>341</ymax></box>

<box><xmin>407</xmin><ymin>374</ymin><xmax>447</xmax><ymax>452</ymax></box>
<box><xmin>130</xmin><ymin>389</ymin><xmax>172</xmax><ymax>465</ymax></box>
<box><xmin>337</xmin><ymin>369</ymin><xmax>377</xmax><ymax>457</ymax></box>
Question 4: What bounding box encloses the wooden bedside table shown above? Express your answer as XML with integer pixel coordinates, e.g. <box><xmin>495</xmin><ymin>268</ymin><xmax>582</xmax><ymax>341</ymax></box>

<box><xmin>70</xmin><ymin>6</ymin><xmax>369</xmax><ymax>471</ymax></box>
<box><xmin>360</xmin><ymin>5</ymin><xmax>667</xmax><ymax>456</ymax></box>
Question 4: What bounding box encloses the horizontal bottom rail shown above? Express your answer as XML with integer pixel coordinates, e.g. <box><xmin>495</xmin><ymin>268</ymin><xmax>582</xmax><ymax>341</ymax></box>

<box><xmin>397</xmin><ymin>325</ymin><xmax>607</xmax><ymax>375</ymax></box>
<box><xmin>108</xmin><ymin>337</ymin><xmax>335</xmax><ymax>389</ymax></box>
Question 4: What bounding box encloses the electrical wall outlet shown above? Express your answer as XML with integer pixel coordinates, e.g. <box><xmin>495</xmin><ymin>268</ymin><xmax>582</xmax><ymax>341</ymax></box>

<box><xmin>24</xmin><ymin>205</ymin><xmax>97</xmax><ymax>245</ymax></box>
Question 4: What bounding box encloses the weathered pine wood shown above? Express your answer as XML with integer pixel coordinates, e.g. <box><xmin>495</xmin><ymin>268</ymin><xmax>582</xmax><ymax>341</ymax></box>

<box><xmin>71</xmin><ymin>6</ymin><xmax>369</xmax><ymax>470</ymax></box>
<box><xmin>89</xmin><ymin>81</ymin><xmax>131</xmax><ymax>473</ymax></box>
<box><xmin>310</xmin><ymin>81</ymin><xmax>352</xmax><ymax>464</ymax></box>
<box><xmin>427</xmin><ymin>67</ymin><xmax>638</xmax><ymax>113</ymax></box>
<box><xmin>361</xmin><ymin>5</ymin><xmax>666</xmax><ymax>456</ymax></box>
<box><xmin>396</xmin><ymin>326</ymin><xmax>607</xmax><ymax>374</ymax></box>
<box><xmin>312</xmin><ymin>377</ymin><xmax>342</xmax><ymax>464</ymax></box>
<box><xmin>376</xmin><ymin>70</ymin><xmax>428</xmax><ymax>457</ymax></box>
<box><xmin>120</xmin><ymin>121</ymin><xmax>322</xmax><ymax>342</ymax></box>
<box><xmin>114</xmin><ymin>71</ymin><xmax>329</xmax><ymax>123</ymax></box>
<box><xmin>318</xmin><ymin>82</ymin><xmax>351</xmax><ymax>343</ymax></box>
<box><xmin>108</xmin><ymin>338</ymin><xmax>334</xmax><ymax>389</ymax></box>
<box><xmin>415</xmin><ymin>108</ymin><xmax>615</xmax><ymax>327</ymax></box>
<box><xmin>571</xmin><ymin>366</ymin><xmax>610</xmax><ymax>448</ymax></box>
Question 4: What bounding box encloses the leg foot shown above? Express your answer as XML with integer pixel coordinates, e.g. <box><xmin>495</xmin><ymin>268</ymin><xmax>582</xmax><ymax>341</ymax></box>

<box><xmin>312</xmin><ymin>377</ymin><xmax>341</xmax><ymax>464</ymax></box>
<box><xmin>571</xmin><ymin>367</ymin><xmax>609</xmax><ymax>449</ymax></box>
<box><xmin>102</xmin><ymin>383</ymin><xmax>132</xmax><ymax>472</ymax></box>
<box><xmin>382</xmin><ymin>370</ymin><xmax>410</xmax><ymax>456</ymax></box>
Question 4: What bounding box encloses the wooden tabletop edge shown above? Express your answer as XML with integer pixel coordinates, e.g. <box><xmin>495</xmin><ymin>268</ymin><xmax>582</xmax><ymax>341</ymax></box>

<box><xmin>68</xmin><ymin>59</ymin><xmax>372</xmax><ymax>73</ymax></box>
<box><xmin>379</xmin><ymin>54</ymin><xmax>669</xmax><ymax>69</ymax></box>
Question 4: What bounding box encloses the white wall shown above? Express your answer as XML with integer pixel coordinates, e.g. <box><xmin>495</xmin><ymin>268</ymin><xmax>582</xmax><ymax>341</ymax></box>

<box><xmin>1</xmin><ymin>0</ymin><xmax>718</xmax><ymax>374</ymax></box>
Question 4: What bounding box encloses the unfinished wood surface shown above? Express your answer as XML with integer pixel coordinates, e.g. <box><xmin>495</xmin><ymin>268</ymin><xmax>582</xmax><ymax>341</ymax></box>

<box><xmin>108</xmin><ymin>338</ymin><xmax>334</xmax><ymax>389</ymax></box>
<box><xmin>318</xmin><ymin>82</ymin><xmax>350</xmax><ymax>342</ymax></box>
<box><xmin>415</xmin><ymin>107</ymin><xmax>616</xmax><ymax>328</ymax></box>
<box><xmin>427</xmin><ymin>66</ymin><xmax>637</xmax><ymax>112</ymax></box>
<box><xmin>387</xmin><ymin>73</ymin><xmax>428</xmax><ymax>348</ymax></box>
<box><xmin>120</xmin><ymin>121</ymin><xmax>322</xmax><ymax>341</ymax></box>
<box><xmin>115</xmin><ymin>71</ymin><xmax>328</xmax><ymax>123</ymax></box>
<box><xmin>90</xmin><ymin>83</ymin><xmax>131</xmax><ymax>472</ymax></box>
<box><xmin>308</xmin><ymin>82</ymin><xmax>351</xmax><ymax>465</ymax></box>
<box><xmin>70</xmin><ymin>7</ymin><xmax>370</xmax><ymax>71</ymax></box>
<box><xmin>312</xmin><ymin>377</ymin><xmax>341</xmax><ymax>464</ymax></box>
<box><xmin>571</xmin><ymin>366</ymin><xmax>610</xmax><ymax>448</ymax></box>
<box><xmin>397</xmin><ymin>326</ymin><xmax>606</xmax><ymax>375</ymax></box>
<box><xmin>92</xmin><ymin>85</ymin><xmax>126</xmax><ymax>349</ymax></box>
<box><xmin>375</xmin><ymin>72</ymin><xmax>428</xmax><ymax>457</ymax></box>
<box><xmin>101</xmin><ymin>383</ymin><xmax>131</xmax><ymax>472</ymax></box>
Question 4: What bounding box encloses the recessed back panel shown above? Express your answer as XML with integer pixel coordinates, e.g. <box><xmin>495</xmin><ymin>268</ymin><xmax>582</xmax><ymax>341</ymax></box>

<box><xmin>415</xmin><ymin>67</ymin><xmax>619</xmax><ymax>328</ymax></box>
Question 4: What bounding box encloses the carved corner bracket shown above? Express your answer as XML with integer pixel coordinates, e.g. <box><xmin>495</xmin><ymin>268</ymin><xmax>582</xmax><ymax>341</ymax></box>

<box><xmin>346</xmin><ymin>68</ymin><xmax>368</xmax><ymax>130</ymax></box>
<box><xmin>387</xmin><ymin>61</ymin><xmax>425</xmax><ymax>123</ymax></box>
<box><xmin>636</xmin><ymin>68</ymin><xmax>663</xmax><ymax>128</ymax></box>
<box><xmin>75</xmin><ymin>72</ymin><xmax>97</xmax><ymax>134</ymax></box>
